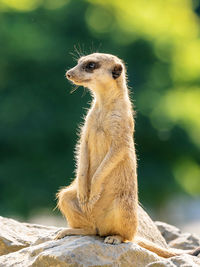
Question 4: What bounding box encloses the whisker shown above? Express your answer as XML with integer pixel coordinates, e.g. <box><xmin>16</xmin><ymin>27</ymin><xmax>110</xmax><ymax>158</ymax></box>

<box><xmin>78</xmin><ymin>43</ymin><xmax>82</xmax><ymax>56</ymax></box>
<box><xmin>70</xmin><ymin>51</ymin><xmax>79</xmax><ymax>61</ymax></box>
<box><xmin>81</xmin><ymin>87</ymin><xmax>87</xmax><ymax>97</ymax></box>
<box><xmin>89</xmin><ymin>41</ymin><xmax>94</xmax><ymax>54</ymax></box>
<box><xmin>70</xmin><ymin>85</ymin><xmax>79</xmax><ymax>94</ymax></box>
<box><xmin>97</xmin><ymin>42</ymin><xmax>102</xmax><ymax>53</ymax></box>
<box><xmin>82</xmin><ymin>43</ymin><xmax>86</xmax><ymax>56</ymax></box>
<box><xmin>74</xmin><ymin>44</ymin><xmax>82</xmax><ymax>58</ymax></box>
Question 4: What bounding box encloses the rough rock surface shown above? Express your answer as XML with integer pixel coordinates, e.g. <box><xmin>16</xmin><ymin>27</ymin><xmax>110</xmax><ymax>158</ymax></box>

<box><xmin>0</xmin><ymin>216</ymin><xmax>200</xmax><ymax>267</ymax></box>
<box><xmin>155</xmin><ymin>221</ymin><xmax>200</xmax><ymax>251</ymax></box>
<box><xmin>0</xmin><ymin>216</ymin><xmax>59</xmax><ymax>256</ymax></box>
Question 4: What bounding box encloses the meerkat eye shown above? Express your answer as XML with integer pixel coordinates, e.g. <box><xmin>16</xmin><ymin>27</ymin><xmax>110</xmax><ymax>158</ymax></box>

<box><xmin>85</xmin><ymin>62</ymin><xmax>96</xmax><ymax>70</ymax></box>
<box><xmin>82</xmin><ymin>61</ymin><xmax>101</xmax><ymax>73</ymax></box>
<box><xmin>82</xmin><ymin>61</ymin><xmax>100</xmax><ymax>72</ymax></box>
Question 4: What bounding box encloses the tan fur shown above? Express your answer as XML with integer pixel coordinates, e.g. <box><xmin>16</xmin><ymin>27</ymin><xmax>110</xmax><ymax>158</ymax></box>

<box><xmin>55</xmin><ymin>53</ymin><xmax>199</xmax><ymax>258</ymax></box>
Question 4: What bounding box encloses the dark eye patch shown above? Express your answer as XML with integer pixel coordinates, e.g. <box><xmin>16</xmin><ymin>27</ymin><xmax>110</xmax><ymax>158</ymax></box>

<box><xmin>82</xmin><ymin>61</ymin><xmax>100</xmax><ymax>72</ymax></box>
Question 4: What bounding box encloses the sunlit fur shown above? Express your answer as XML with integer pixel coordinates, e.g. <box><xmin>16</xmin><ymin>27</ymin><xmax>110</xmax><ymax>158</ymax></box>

<box><xmin>55</xmin><ymin>53</ymin><xmax>199</xmax><ymax>258</ymax></box>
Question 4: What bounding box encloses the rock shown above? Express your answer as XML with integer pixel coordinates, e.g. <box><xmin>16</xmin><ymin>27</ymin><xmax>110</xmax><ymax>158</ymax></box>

<box><xmin>155</xmin><ymin>221</ymin><xmax>181</xmax><ymax>243</ymax></box>
<box><xmin>0</xmin><ymin>236</ymin><xmax>164</xmax><ymax>267</ymax></box>
<box><xmin>0</xmin><ymin>216</ymin><xmax>59</xmax><ymax>256</ymax></box>
<box><xmin>0</xmin><ymin>216</ymin><xmax>199</xmax><ymax>267</ymax></box>
<box><xmin>155</xmin><ymin>221</ymin><xmax>200</xmax><ymax>250</ymax></box>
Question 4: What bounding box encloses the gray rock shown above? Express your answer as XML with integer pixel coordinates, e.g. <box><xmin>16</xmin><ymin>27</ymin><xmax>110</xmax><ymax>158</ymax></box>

<box><xmin>155</xmin><ymin>221</ymin><xmax>200</xmax><ymax>250</ymax></box>
<box><xmin>155</xmin><ymin>221</ymin><xmax>181</xmax><ymax>243</ymax></box>
<box><xmin>0</xmin><ymin>216</ymin><xmax>60</xmax><ymax>256</ymax></box>
<box><xmin>0</xmin><ymin>216</ymin><xmax>199</xmax><ymax>267</ymax></box>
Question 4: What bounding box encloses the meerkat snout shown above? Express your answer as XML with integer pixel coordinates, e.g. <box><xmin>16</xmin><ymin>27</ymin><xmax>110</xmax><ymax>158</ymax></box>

<box><xmin>66</xmin><ymin>68</ymin><xmax>77</xmax><ymax>80</ymax></box>
<box><xmin>66</xmin><ymin>71</ymin><xmax>72</xmax><ymax>79</ymax></box>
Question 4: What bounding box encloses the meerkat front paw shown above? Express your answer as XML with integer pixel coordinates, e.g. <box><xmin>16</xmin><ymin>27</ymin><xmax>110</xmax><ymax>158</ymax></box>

<box><xmin>89</xmin><ymin>182</ymin><xmax>102</xmax><ymax>205</ymax></box>
<box><xmin>77</xmin><ymin>194</ymin><xmax>89</xmax><ymax>214</ymax></box>
<box><xmin>86</xmin><ymin>194</ymin><xmax>100</xmax><ymax>213</ymax></box>
<box><xmin>77</xmin><ymin>191</ymin><xmax>88</xmax><ymax>206</ymax></box>
<box><xmin>104</xmin><ymin>235</ymin><xmax>123</xmax><ymax>245</ymax></box>
<box><xmin>88</xmin><ymin>191</ymin><xmax>101</xmax><ymax>206</ymax></box>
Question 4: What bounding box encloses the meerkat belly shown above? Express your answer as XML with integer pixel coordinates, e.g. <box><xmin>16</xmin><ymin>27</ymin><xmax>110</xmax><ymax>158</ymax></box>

<box><xmin>93</xmin><ymin>159</ymin><xmax>137</xmax><ymax>236</ymax></box>
<box><xmin>88</xmin><ymin>127</ymin><xmax>110</xmax><ymax>179</ymax></box>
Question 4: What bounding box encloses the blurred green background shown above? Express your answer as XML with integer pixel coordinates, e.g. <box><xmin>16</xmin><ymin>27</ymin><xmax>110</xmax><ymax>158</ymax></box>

<box><xmin>0</xmin><ymin>0</ymin><xmax>200</xmax><ymax>226</ymax></box>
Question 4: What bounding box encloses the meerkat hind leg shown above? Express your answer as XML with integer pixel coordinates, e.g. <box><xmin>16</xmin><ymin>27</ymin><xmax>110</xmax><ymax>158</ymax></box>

<box><xmin>55</xmin><ymin>186</ymin><xmax>96</xmax><ymax>240</ymax></box>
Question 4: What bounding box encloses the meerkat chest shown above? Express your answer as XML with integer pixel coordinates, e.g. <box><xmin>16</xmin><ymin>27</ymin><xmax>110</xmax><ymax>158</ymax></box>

<box><xmin>87</xmin><ymin>110</ymin><xmax>111</xmax><ymax>163</ymax></box>
<box><xmin>87</xmin><ymin>111</ymin><xmax>110</xmax><ymax>144</ymax></box>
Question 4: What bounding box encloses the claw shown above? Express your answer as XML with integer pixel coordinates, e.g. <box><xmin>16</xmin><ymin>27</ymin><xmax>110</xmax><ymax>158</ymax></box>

<box><xmin>54</xmin><ymin>228</ymin><xmax>76</xmax><ymax>240</ymax></box>
<box><xmin>88</xmin><ymin>193</ymin><xmax>100</xmax><ymax>206</ymax></box>
<box><xmin>54</xmin><ymin>230</ymin><xmax>67</xmax><ymax>240</ymax></box>
<box><xmin>104</xmin><ymin>236</ymin><xmax>122</xmax><ymax>245</ymax></box>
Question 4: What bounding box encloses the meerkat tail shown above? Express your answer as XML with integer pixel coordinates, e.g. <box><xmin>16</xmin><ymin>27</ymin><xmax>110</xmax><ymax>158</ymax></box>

<box><xmin>135</xmin><ymin>237</ymin><xmax>193</xmax><ymax>258</ymax></box>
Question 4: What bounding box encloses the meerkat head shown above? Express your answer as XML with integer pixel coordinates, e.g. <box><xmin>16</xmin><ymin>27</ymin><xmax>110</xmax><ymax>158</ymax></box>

<box><xmin>66</xmin><ymin>53</ymin><xmax>126</xmax><ymax>93</ymax></box>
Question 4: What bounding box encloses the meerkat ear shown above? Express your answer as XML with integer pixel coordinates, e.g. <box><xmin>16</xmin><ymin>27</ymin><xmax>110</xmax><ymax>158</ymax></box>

<box><xmin>112</xmin><ymin>64</ymin><xmax>123</xmax><ymax>79</ymax></box>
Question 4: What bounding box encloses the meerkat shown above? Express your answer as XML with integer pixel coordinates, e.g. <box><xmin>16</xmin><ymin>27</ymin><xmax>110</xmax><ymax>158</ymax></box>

<box><xmin>55</xmin><ymin>53</ymin><xmax>200</xmax><ymax>258</ymax></box>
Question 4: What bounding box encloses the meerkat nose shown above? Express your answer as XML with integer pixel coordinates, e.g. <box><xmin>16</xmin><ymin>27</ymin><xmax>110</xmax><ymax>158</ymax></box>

<box><xmin>66</xmin><ymin>70</ymin><xmax>73</xmax><ymax>79</ymax></box>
